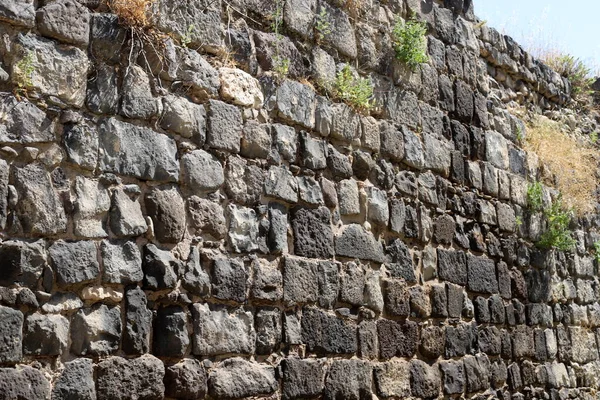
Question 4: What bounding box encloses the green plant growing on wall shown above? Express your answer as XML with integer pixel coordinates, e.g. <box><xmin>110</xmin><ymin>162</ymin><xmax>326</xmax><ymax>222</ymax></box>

<box><xmin>179</xmin><ymin>24</ymin><xmax>196</xmax><ymax>48</ymax></box>
<box><xmin>593</xmin><ymin>241</ymin><xmax>600</xmax><ymax>263</ymax></box>
<box><xmin>526</xmin><ymin>181</ymin><xmax>544</xmax><ymax>212</ymax></box>
<box><xmin>273</xmin><ymin>56</ymin><xmax>290</xmax><ymax>79</ymax></box>
<box><xmin>333</xmin><ymin>64</ymin><xmax>374</xmax><ymax>113</ymax></box>
<box><xmin>391</xmin><ymin>17</ymin><xmax>428</xmax><ymax>71</ymax></box>
<box><xmin>591</xmin><ymin>131</ymin><xmax>598</xmax><ymax>144</ymax></box>
<box><xmin>526</xmin><ymin>181</ymin><xmax>575</xmax><ymax>251</ymax></box>
<box><xmin>537</xmin><ymin>195</ymin><xmax>576</xmax><ymax>251</ymax></box>
<box><xmin>315</xmin><ymin>8</ymin><xmax>331</xmax><ymax>43</ymax></box>
<box><xmin>14</xmin><ymin>51</ymin><xmax>35</xmax><ymax>89</ymax></box>
<box><xmin>270</xmin><ymin>0</ymin><xmax>290</xmax><ymax>81</ymax></box>
<box><xmin>544</xmin><ymin>53</ymin><xmax>595</xmax><ymax>101</ymax></box>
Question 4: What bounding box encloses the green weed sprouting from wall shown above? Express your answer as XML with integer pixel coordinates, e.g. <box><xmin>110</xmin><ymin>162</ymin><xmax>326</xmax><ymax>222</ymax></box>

<box><xmin>270</xmin><ymin>0</ymin><xmax>289</xmax><ymax>81</ymax></box>
<box><xmin>392</xmin><ymin>17</ymin><xmax>428</xmax><ymax>71</ymax></box>
<box><xmin>333</xmin><ymin>64</ymin><xmax>374</xmax><ymax>113</ymax></box>
<box><xmin>14</xmin><ymin>50</ymin><xmax>36</xmax><ymax>90</ymax></box>
<box><xmin>593</xmin><ymin>241</ymin><xmax>600</xmax><ymax>263</ymax></box>
<box><xmin>527</xmin><ymin>181</ymin><xmax>544</xmax><ymax>213</ymax></box>
<box><xmin>315</xmin><ymin>8</ymin><xmax>331</xmax><ymax>43</ymax></box>
<box><xmin>527</xmin><ymin>181</ymin><xmax>575</xmax><ymax>251</ymax></box>
<box><xmin>544</xmin><ymin>53</ymin><xmax>595</xmax><ymax>100</ymax></box>
<box><xmin>536</xmin><ymin>195</ymin><xmax>576</xmax><ymax>251</ymax></box>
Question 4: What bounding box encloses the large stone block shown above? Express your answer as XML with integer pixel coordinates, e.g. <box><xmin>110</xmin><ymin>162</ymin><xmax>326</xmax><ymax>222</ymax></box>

<box><xmin>101</xmin><ymin>240</ymin><xmax>143</xmax><ymax>284</ymax></box>
<box><xmin>251</xmin><ymin>258</ymin><xmax>283</xmax><ymax>302</ymax></box>
<box><xmin>255</xmin><ymin>307</ymin><xmax>282</xmax><ymax>355</ymax></box>
<box><xmin>208</xmin><ymin>358</ymin><xmax>277</xmax><ymax>399</ymax></box>
<box><xmin>0</xmin><ymin>96</ymin><xmax>55</xmax><ymax>144</ymax></box>
<box><xmin>142</xmin><ymin>244</ymin><xmax>179</xmax><ymax>290</ymax></box>
<box><xmin>292</xmin><ymin>207</ymin><xmax>334</xmax><ymax>258</ymax></box>
<box><xmin>335</xmin><ymin>224</ymin><xmax>385</xmax><ymax>263</ymax></box>
<box><xmin>23</xmin><ymin>313</ymin><xmax>68</xmax><ymax>356</ymax></box>
<box><xmin>12</xmin><ymin>163</ymin><xmax>67</xmax><ymax>235</ymax></box>
<box><xmin>71</xmin><ymin>304</ymin><xmax>121</xmax><ymax>356</ymax></box>
<box><xmin>181</xmin><ymin>149</ymin><xmax>225</xmax><ymax>193</ymax></box>
<box><xmin>12</xmin><ymin>33</ymin><xmax>89</xmax><ymax>106</ymax></box>
<box><xmin>316</xmin><ymin>1</ymin><xmax>357</xmax><ymax>57</ymax></box>
<box><xmin>265</xmin><ymin>166</ymin><xmax>298</xmax><ymax>203</ymax></box>
<box><xmin>410</xmin><ymin>360</ymin><xmax>441</xmax><ymax>399</ymax></box>
<box><xmin>0</xmin><ymin>306</ymin><xmax>23</xmax><ymax>363</ymax></box>
<box><xmin>165</xmin><ymin>359</ymin><xmax>207</xmax><ymax>400</ymax></box>
<box><xmin>109</xmin><ymin>187</ymin><xmax>147</xmax><ymax>238</ymax></box>
<box><xmin>374</xmin><ymin>359</ymin><xmax>410</xmax><ymax>398</ymax></box>
<box><xmin>153</xmin><ymin>306</ymin><xmax>189</xmax><ymax>357</ymax></box>
<box><xmin>0</xmin><ymin>366</ymin><xmax>51</xmax><ymax>399</ymax></box>
<box><xmin>180</xmin><ymin>246</ymin><xmax>211</xmax><ymax>297</ymax></box>
<box><xmin>73</xmin><ymin>176</ymin><xmax>109</xmax><ymax>237</ymax></box>
<box><xmin>438</xmin><ymin>248</ymin><xmax>467</xmax><ymax>285</ymax></box>
<box><xmin>282</xmin><ymin>358</ymin><xmax>324</xmax><ymax>399</ymax></box>
<box><xmin>276</xmin><ymin>80</ymin><xmax>316</xmax><ymax>129</ymax></box>
<box><xmin>283</xmin><ymin>256</ymin><xmax>318</xmax><ymax>305</ymax></box>
<box><xmin>161</xmin><ymin>94</ymin><xmax>206</xmax><ymax>142</ymax></box>
<box><xmin>123</xmin><ymin>286</ymin><xmax>152</xmax><ymax>355</ymax></box>
<box><xmin>188</xmin><ymin>196</ymin><xmax>227</xmax><ymax>239</ymax></box>
<box><xmin>467</xmin><ymin>255</ymin><xmax>498</xmax><ymax>294</ymax></box>
<box><xmin>324</xmin><ymin>360</ymin><xmax>372</xmax><ymax>399</ymax></box>
<box><xmin>212</xmin><ymin>258</ymin><xmax>248</xmax><ymax>303</ymax></box>
<box><xmin>99</xmin><ymin>118</ymin><xmax>179</xmax><ymax>182</ymax></box>
<box><xmin>207</xmin><ymin>99</ymin><xmax>243</xmax><ymax>152</ymax></box>
<box><xmin>119</xmin><ymin>64</ymin><xmax>161</xmax><ymax>120</ymax></box>
<box><xmin>440</xmin><ymin>360</ymin><xmax>464</xmax><ymax>395</ymax></box>
<box><xmin>301</xmin><ymin>306</ymin><xmax>357</xmax><ymax>354</ymax></box>
<box><xmin>192</xmin><ymin>304</ymin><xmax>256</xmax><ymax>356</ymax></box>
<box><xmin>377</xmin><ymin>319</ymin><xmax>419</xmax><ymax>359</ymax></box>
<box><xmin>52</xmin><ymin>359</ymin><xmax>95</xmax><ymax>400</ymax></box>
<box><xmin>0</xmin><ymin>239</ymin><xmax>45</xmax><ymax>287</ymax></box>
<box><xmin>228</xmin><ymin>204</ymin><xmax>260</xmax><ymax>253</ymax></box>
<box><xmin>49</xmin><ymin>240</ymin><xmax>99</xmax><ymax>287</ymax></box>
<box><xmin>96</xmin><ymin>355</ymin><xmax>165</xmax><ymax>400</ymax></box>
<box><xmin>219</xmin><ymin>67</ymin><xmax>264</xmax><ymax>108</ymax></box>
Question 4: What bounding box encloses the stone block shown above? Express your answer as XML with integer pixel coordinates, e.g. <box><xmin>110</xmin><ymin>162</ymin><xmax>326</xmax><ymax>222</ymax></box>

<box><xmin>96</xmin><ymin>355</ymin><xmax>165</xmax><ymax>400</ymax></box>
<box><xmin>71</xmin><ymin>304</ymin><xmax>121</xmax><ymax>356</ymax></box>
<box><xmin>301</xmin><ymin>306</ymin><xmax>356</xmax><ymax>354</ymax></box>
<box><xmin>212</xmin><ymin>258</ymin><xmax>248</xmax><ymax>303</ymax></box>
<box><xmin>209</xmin><ymin>360</ymin><xmax>278</xmax><ymax>399</ymax></box>
<box><xmin>191</xmin><ymin>304</ymin><xmax>255</xmax><ymax>356</ymax></box>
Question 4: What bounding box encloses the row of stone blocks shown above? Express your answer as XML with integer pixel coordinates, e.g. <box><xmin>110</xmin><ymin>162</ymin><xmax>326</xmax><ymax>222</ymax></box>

<box><xmin>0</xmin><ymin>352</ymin><xmax>584</xmax><ymax>399</ymax></box>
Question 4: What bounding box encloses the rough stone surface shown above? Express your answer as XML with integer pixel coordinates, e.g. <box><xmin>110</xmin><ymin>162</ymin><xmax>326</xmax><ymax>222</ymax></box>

<box><xmin>123</xmin><ymin>286</ymin><xmax>152</xmax><ymax>355</ymax></box>
<box><xmin>12</xmin><ymin>163</ymin><xmax>67</xmax><ymax>235</ymax></box>
<box><xmin>0</xmin><ymin>366</ymin><xmax>51</xmax><ymax>399</ymax></box>
<box><xmin>292</xmin><ymin>207</ymin><xmax>334</xmax><ymax>258</ymax></box>
<box><xmin>209</xmin><ymin>357</ymin><xmax>277</xmax><ymax>399</ymax></box>
<box><xmin>335</xmin><ymin>224</ymin><xmax>385</xmax><ymax>263</ymax></box>
<box><xmin>49</xmin><ymin>240</ymin><xmax>99</xmax><ymax>287</ymax></box>
<box><xmin>324</xmin><ymin>359</ymin><xmax>372</xmax><ymax>400</ymax></box>
<box><xmin>96</xmin><ymin>355</ymin><xmax>165</xmax><ymax>400</ymax></box>
<box><xmin>71</xmin><ymin>304</ymin><xmax>122</xmax><ymax>356</ymax></box>
<box><xmin>99</xmin><ymin>118</ymin><xmax>179</xmax><ymax>182</ymax></box>
<box><xmin>165</xmin><ymin>359</ymin><xmax>207</xmax><ymax>400</ymax></box>
<box><xmin>0</xmin><ymin>306</ymin><xmax>23</xmax><ymax>363</ymax></box>
<box><xmin>192</xmin><ymin>304</ymin><xmax>255</xmax><ymax>356</ymax></box>
<box><xmin>23</xmin><ymin>313</ymin><xmax>68</xmax><ymax>356</ymax></box>
<box><xmin>142</xmin><ymin>244</ymin><xmax>179</xmax><ymax>290</ymax></box>
<box><xmin>52</xmin><ymin>358</ymin><xmax>95</xmax><ymax>400</ymax></box>
<box><xmin>12</xmin><ymin>34</ymin><xmax>89</xmax><ymax>106</ymax></box>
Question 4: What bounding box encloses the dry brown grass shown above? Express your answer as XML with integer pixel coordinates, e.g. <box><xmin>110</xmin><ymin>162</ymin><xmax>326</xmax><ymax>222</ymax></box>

<box><xmin>522</xmin><ymin>113</ymin><xmax>599</xmax><ymax>216</ymax></box>
<box><xmin>107</xmin><ymin>0</ymin><xmax>155</xmax><ymax>28</ymax></box>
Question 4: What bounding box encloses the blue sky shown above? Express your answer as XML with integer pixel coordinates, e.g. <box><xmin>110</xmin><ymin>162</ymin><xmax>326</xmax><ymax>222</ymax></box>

<box><xmin>474</xmin><ymin>0</ymin><xmax>600</xmax><ymax>71</ymax></box>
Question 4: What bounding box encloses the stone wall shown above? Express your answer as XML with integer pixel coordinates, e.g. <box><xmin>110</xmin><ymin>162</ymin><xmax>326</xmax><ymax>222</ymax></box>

<box><xmin>0</xmin><ymin>0</ymin><xmax>599</xmax><ymax>399</ymax></box>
